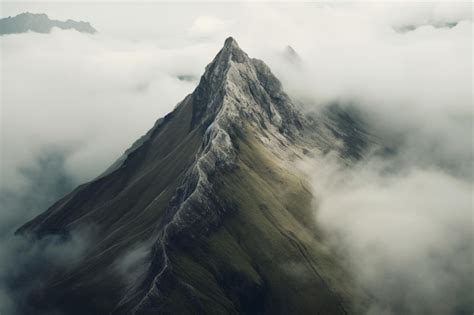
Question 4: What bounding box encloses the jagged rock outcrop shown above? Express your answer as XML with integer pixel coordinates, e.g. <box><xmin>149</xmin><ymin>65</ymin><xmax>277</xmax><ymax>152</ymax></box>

<box><xmin>0</xmin><ymin>12</ymin><xmax>96</xmax><ymax>35</ymax></box>
<box><xmin>18</xmin><ymin>37</ymin><xmax>369</xmax><ymax>315</ymax></box>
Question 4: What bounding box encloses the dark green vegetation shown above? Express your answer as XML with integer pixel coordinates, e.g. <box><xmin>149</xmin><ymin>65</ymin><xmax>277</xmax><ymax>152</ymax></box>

<box><xmin>18</xmin><ymin>38</ymin><xmax>367</xmax><ymax>314</ymax></box>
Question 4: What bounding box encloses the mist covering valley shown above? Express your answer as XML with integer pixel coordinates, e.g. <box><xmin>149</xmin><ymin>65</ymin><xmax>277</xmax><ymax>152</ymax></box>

<box><xmin>0</xmin><ymin>2</ymin><xmax>472</xmax><ymax>314</ymax></box>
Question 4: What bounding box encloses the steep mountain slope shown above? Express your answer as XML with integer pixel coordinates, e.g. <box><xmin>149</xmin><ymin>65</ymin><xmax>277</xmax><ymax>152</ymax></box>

<box><xmin>0</xmin><ymin>12</ymin><xmax>96</xmax><ymax>35</ymax></box>
<box><xmin>18</xmin><ymin>37</ymin><xmax>368</xmax><ymax>314</ymax></box>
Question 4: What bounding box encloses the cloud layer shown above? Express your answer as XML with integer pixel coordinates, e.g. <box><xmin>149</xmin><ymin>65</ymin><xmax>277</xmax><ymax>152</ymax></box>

<box><xmin>305</xmin><ymin>155</ymin><xmax>473</xmax><ymax>314</ymax></box>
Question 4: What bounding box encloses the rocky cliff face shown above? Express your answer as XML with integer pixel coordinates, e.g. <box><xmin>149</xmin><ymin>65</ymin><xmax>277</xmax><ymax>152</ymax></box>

<box><xmin>0</xmin><ymin>12</ymin><xmax>96</xmax><ymax>35</ymax></box>
<box><xmin>18</xmin><ymin>37</ymin><xmax>369</xmax><ymax>314</ymax></box>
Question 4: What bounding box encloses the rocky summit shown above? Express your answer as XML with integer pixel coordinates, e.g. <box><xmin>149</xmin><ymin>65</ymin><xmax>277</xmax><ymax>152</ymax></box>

<box><xmin>17</xmin><ymin>37</ymin><xmax>370</xmax><ymax>314</ymax></box>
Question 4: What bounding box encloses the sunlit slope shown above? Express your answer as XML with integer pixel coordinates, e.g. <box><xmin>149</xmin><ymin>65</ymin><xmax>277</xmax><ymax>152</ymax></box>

<box><xmin>151</xmin><ymin>126</ymin><xmax>359</xmax><ymax>314</ymax></box>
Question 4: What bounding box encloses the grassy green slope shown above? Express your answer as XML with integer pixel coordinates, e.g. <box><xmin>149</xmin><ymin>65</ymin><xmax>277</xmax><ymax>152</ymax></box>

<box><xmin>160</xmin><ymin>126</ymin><xmax>361</xmax><ymax>315</ymax></box>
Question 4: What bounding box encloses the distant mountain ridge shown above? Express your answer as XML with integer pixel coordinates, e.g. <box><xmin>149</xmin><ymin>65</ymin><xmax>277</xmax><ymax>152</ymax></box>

<box><xmin>0</xmin><ymin>12</ymin><xmax>96</xmax><ymax>35</ymax></box>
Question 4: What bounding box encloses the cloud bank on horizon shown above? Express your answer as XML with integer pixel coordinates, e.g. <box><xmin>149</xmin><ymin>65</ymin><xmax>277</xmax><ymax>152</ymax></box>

<box><xmin>0</xmin><ymin>1</ymin><xmax>472</xmax><ymax>314</ymax></box>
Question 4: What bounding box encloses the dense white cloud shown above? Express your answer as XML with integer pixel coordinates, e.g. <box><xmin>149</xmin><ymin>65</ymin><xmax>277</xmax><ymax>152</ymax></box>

<box><xmin>303</xmin><ymin>155</ymin><xmax>473</xmax><ymax>314</ymax></box>
<box><xmin>1</xmin><ymin>29</ymin><xmax>204</xmax><ymax>188</ymax></box>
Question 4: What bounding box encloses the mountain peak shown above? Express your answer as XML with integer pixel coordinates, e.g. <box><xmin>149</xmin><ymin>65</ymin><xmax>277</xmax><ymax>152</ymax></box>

<box><xmin>221</xmin><ymin>36</ymin><xmax>245</xmax><ymax>60</ymax></box>
<box><xmin>223</xmin><ymin>36</ymin><xmax>238</xmax><ymax>49</ymax></box>
<box><xmin>16</xmin><ymin>36</ymin><xmax>363</xmax><ymax>315</ymax></box>
<box><xmin>214</xmin><ymin>36</ymin><xmax>249</xmax><ymax>66</ymax></box>
<box><xmin>192</xmin><ymin>37</ymin><xmax>304</xmax><ymax>134</ymax></box>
